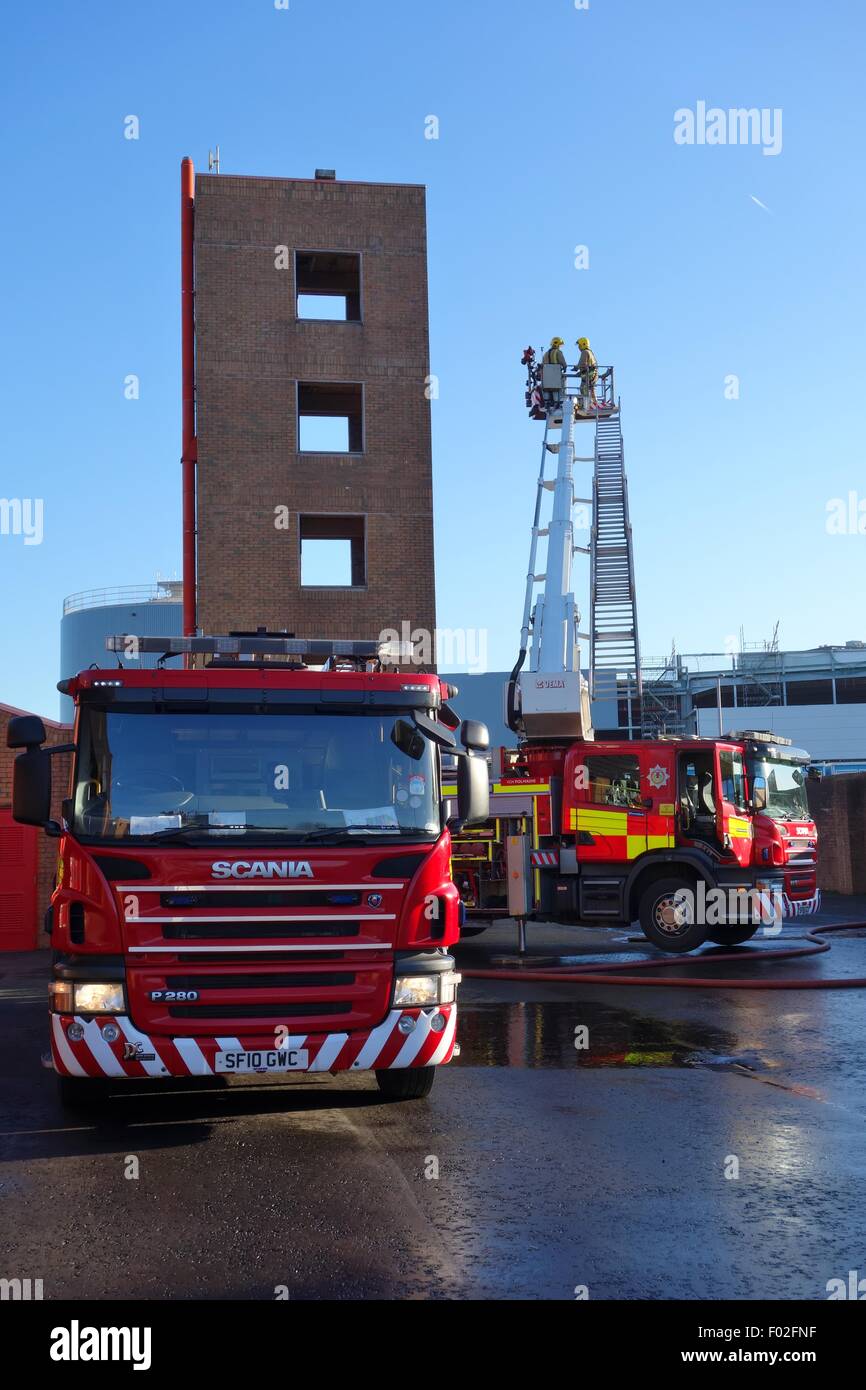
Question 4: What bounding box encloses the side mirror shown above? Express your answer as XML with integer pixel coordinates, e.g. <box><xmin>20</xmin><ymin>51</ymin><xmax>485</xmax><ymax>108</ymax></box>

<box><xmin>752</xmin><ymin>775</ymin><xmax>768</xmax><ymax>812</ymax></box>
<box><xmin>12</xmin><ymin>748</ymin><xmax>52</xmax><ymax>827</ymax></box>
<box><xmin>460</xmin><ymin>719</ymin><xmax>489</xmax><ymax>753</ymax></box>
<box><xmin>7</xmin><ymin>714</ymin><xmax>46</xmax><ymax>749</ymax></box>
<box><xmin>454</xmin><ymin>753</ymin><xmax>489</xmax><ymax>828</ymax></box>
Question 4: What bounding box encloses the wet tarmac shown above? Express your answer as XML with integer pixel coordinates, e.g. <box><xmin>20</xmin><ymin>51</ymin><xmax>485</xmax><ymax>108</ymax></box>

<box><xmin>1</xmin><ymin>897</ymin><xmax>865</xmax><ymax>1300</ymax></box>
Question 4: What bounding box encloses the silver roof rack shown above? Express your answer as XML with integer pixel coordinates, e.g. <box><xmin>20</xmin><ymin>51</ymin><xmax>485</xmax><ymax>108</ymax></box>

<box><xmin>105</xmin><ymin>634</ymin><xmax>416</xmax><ymax>662</ymax></box>
<box><xmin>725</xmin><ymin>729</ymin><xmax>793</xmax><ymax>747</ymax></box>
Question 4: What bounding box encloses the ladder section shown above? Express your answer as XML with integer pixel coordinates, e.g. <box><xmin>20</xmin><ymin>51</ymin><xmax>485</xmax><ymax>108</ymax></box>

<box><xmin>590</xmin><ymin>411</ymin><xmax>642</xmax><ymax>711</ymax></box>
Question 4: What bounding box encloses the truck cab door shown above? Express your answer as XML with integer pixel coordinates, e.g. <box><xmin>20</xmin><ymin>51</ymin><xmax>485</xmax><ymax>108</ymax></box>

<box><xmin>637</xmin><ymin>747</ymin><xmax>677</xmax><ymax>852</ymax></box>
<box><xmin>714</xmin><ymin>744</ymin><xmax>752</xmax><ymax>867</ymax></box>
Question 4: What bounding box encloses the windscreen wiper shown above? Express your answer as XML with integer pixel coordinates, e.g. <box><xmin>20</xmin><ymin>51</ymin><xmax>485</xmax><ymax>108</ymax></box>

<box><xmin>297</xmin><ymin>826</ymin><xmax>407</xmax><ymax>844</ymax></box>
<box><xmin>137</xmin><ymin>824</ymin><xmax>209</xmax><ymax>842</ymax></box>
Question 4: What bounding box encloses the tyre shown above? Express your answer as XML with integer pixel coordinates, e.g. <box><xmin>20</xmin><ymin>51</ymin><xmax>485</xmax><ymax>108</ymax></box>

<box><xmin>375</xmin><ymin>1066</ymin><xmax>436</xmax><ymax>1101</ymax></box>
<box><xmin>57</xmin><ymin>1075</ymin><xmax>111</xmax><ymax>1112</ymax></box>
<box><xmin>459</xmin><ymin>925</ymin><xmax>488</xmax><ymax>938</ymax></box>
<box><xmin>707</xmin><ymin>925</ymin><xmax>760</xmax><ymax>946</ymax></box>
<box><xmin>638</xmin><ymin>876</ymin><xmax>708</xmax><ymax>954</ymax></box>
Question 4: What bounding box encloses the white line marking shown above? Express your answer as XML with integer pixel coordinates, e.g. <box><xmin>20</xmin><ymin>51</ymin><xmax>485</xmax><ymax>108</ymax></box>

<box><xmin>173</xmin><ymin>1037</ymin><xmax>212</xmax><ymax>1075</ymax></box>
<box><xmin>353</xmin><ymin>1012</ymin><xmax>402</xmax><ymax>1069</ymax></box>
<box><xmin>79</xmin><ymin>1018</ymin><xmax>127</xmax><ymax>1077</ymax></box>
<box><xmin>115</xmin><ymin>883</ymin><xmax>405</xmax><ymax>892</ymax></box>
<box><xmin>124</xmin><ymin>914</ymin><xmax>396</xmax><ymax>923</ymax></box>
<box><xmin>308</xmin><ymin>1032</ymin><xmax>349</xmax><ymax>1071</ymax></box>
<box><xmin>391</xmin><ymin>1011</ymin><xmax>434</xmax><ymax>1068</ymax></box>
<box><xmin>51</xmin><ymin>1015</ymin><xmax>87</xmax><ymax>1076</ymax></box>
<box><xmin>427</xmin><ymin>1010</ymin><xmax>457</xmax><ymax>1066</ymax></box>
<box><xmin>116</xmin><ymin>1016</ymin><xmax>169</xmax><ymax>1076</ymax></box>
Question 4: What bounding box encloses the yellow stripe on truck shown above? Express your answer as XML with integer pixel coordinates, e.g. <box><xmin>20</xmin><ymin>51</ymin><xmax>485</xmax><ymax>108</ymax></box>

<box><xmin>444</xmin><ymin>782</ymin><xmax>550</xmax><ymax>797</ymax></box>
<box><xmin>728</xmin><ymin>817</ymin><xmax>752</xmax><ymax>838</ymax></box>
<box><xmin>576</xmin><ymin>809</ymin><xmax>628</xmax><ymax>835</ymax></box>
<box><xmin>647</xmin><ymin>834</ymin><xmax>675</xmax><ymax>851</ymax></box>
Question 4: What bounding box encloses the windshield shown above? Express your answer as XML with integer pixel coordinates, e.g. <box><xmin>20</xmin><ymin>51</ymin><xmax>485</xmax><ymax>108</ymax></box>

<box><xmin>749</xmin><ymin>756</ymin><xmax>811</xmax><ymax>822</ymax></box>
<box><xmin>72</xmin><ymin>708</ymin><xmax>440</xmax><ymax>843</ymax></box>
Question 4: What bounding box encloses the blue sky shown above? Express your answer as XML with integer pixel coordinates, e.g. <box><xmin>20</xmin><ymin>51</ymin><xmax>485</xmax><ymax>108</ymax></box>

<box><xmin>1</xmin><ymin>0</ymin><xmax>864</xmax><ymax>717</ymax></box>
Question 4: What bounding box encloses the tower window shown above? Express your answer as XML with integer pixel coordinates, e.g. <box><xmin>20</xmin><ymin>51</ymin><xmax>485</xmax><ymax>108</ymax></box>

<box><xmin>299</xmin><ymin>514</ymin><xmax>366</xmax><ymax>588</ymax></box>
<box><xmin>297</xmin><ymin>382</ymin><xmax>363</xmax><ymax>454</ymax></box>
<box><xmin>296</xmin><ymin>251</ymin><xmax>361</xmax><ymax>322</ymax></box>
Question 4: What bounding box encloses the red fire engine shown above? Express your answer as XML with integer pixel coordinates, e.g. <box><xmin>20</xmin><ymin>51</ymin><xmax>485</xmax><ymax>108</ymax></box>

<box><xmin>7</xmin><ymin>634</ymin><xmax>490</xmax><ymax>1107</ymax></box>
<box><xmin>452</xmin><ymin>730</ymin><xmax>820</xmax><ymax>953</ymax></box>
<box><xmin>451</xmin><ymin>350</ymin><xmax>820</xmax><ymax>952</ymax></box>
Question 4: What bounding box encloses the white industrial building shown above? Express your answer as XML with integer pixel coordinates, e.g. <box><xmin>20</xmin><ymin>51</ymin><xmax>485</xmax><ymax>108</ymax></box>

<box><xmin>444</xmin><ymin>643</ymin><xmax>866</xmax><ymax>772</ymax></box>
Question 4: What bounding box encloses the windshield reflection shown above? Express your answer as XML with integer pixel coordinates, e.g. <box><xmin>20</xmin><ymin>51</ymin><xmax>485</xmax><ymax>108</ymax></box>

<box><xmin>73</xmin><ymin>709</ymin><xmax>440</xmax><ymax>842</ymax></box>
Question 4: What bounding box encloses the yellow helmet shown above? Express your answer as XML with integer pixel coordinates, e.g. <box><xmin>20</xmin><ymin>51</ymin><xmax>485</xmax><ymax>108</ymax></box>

<box><xmin>550</xmin><ymin>336</ymin><xmax>564</xmax><ymax>348</ymax></box>
<box><xmin>577</xmin><ymin>336</ymin><xmax>590</xmax><ymax>349</ymax></box>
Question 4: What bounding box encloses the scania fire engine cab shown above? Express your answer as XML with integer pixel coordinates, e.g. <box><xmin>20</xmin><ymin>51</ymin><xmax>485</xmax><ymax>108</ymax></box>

<box><xmin>8</xmin><ymin>634</ymin><xmax>490</xmax><ymax>1108</ymax></box>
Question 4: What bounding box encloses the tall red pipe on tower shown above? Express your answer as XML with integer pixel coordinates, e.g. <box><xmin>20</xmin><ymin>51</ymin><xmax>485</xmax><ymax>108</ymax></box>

<box><xmin>181</xmin><ymin>156</ymin><xmax>197</xmax><ymax>637</ymax></box>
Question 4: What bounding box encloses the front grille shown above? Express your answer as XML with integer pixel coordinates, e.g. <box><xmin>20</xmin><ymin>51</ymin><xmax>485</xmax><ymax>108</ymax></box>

<box><xmin>160</xmin><ymin>921</ymin><xmax>361</xmax><ymax>940</ymax></box>
<box><xmin>160</xmin><ymin>890</ymin><xmax>361</xmax><ymax>909</ymax></box>
<box><xmin>166</xmin><ymin>972</ymin><xmax>354</xmax><ymax>990</ymax></box>
<box><xmin>168</xmin><ymin>1001</ymin><xmax>351</xmax><ymax>1020</ymax></box>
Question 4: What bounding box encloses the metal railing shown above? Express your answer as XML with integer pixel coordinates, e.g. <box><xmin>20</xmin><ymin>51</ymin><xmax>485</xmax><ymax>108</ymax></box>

<box><xmin>524</xmin><ymin>350</ymin><xmax>617</xmax><ymax>419</ymax></box>
<box><xmin>63</xmin><ymin>582</ymin><xmax>183</xmax><ymax>616</ymax></box>
<box><xmin>571</xmin><ymin>363</ymin><xmax>616</xmax><ymax>413</ymax></box>
<box><xmin>561</xmin><ymin>364</ymin><xmax>616</xmax><ymax>413</ymax></box>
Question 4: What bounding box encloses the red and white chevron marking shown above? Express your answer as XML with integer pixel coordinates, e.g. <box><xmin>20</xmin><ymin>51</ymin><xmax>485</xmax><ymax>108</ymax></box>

<box><xmin>530</xmin><ymin>850</ymin><xmax>559</xmax><ymax>868</ymax></box>
<box><xmin>50</xmin><ymin>1006</ymin><xmax>457</xmax><ymax>1079</ymax></box>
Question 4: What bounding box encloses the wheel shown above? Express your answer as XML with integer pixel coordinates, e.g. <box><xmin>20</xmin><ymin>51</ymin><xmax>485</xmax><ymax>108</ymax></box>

<box><xmin>375</xmin><ymin>1066</ymin><xmax>436</xmax><ymax>1101</ymax></box>
<box><xmin>638</xmin><ymin>876</ymin><xmax>708</xmax><ymax>954</ymax></box>
<box><xmin>57</xmin><ymin>1075</ymin><xmax>111</xmax><ymax>1111</ymax></box>
<box><xmin>459</xmin><ymin>925</ymin><xmax>488</xmax><ymax>938</ymax></box>
<box><xmin>707</xmin><ymin>925</ymin><xmax>760</xmax><ymax>946</ymax></box>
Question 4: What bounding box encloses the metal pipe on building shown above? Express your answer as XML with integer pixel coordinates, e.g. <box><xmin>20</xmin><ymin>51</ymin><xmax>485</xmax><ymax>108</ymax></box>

<box><xmin>181</xmin><ymin>157</ymin><xmax>197</xmax><ymax>637</ymax></box>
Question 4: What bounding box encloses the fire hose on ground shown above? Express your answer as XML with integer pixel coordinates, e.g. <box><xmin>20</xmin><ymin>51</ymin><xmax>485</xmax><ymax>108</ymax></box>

<box><xmin>461</xmin><ymin>922</ymin><xmax>866</xmax><ymax>990</ymax></box>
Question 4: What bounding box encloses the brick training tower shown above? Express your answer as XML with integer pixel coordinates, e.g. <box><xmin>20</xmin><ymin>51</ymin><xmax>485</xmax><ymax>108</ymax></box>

<box><xmin>190</xmin><ymin>168</ymin><xmax>436</xmax><ymax>648</ymax></box>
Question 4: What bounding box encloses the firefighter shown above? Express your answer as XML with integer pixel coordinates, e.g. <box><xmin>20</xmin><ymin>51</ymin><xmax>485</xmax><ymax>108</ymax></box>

<box><xmin>576</xmin><ymin>336</ymin><xmax>598</xmax><ymax>412</ymax></box>
<box><xmin>543</xmin><ymin>336</ymin><xmax>567</xmax><ymax>370</ymax></box>
<box><xmin>541</xmin><ymin>336</ymin><xmax>567</xmax><ymax>404</ymax></box>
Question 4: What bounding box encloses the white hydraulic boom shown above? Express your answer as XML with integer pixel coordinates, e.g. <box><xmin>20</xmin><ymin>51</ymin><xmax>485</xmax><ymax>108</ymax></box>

<box><xmin>507</xmin><ymin>351</ymin><xmax>640</xmax><ymax>739</ymax></box>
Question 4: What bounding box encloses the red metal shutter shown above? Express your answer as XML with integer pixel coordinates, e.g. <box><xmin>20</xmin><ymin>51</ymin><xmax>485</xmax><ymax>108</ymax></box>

<box><xmin>0</xmin><ymin>809</ymin><xmax>39</xmax><ymax>950</ymax></box>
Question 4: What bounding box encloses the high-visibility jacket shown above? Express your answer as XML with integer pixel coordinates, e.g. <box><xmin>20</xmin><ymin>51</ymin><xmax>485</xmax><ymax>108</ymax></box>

<box><xmin>578</xmin><ymin>347</ymin><xmax>597</xmax><ymax>381</ymax></box>
<box><xmin>543</xmin><ymin>347</ymin><xmax>567</xmax><ymax>368</ymax></box>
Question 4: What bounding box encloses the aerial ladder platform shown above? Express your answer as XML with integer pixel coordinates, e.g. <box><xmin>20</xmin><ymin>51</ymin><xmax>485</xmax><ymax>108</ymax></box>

<box><xmin>507</xmin><ymin>350</ymin><xmax>642</xmax><ymax>740</ymax></box>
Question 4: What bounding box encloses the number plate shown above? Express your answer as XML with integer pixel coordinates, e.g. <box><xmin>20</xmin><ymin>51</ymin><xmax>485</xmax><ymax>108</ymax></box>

<box><xmin>214</xmin><ymin>1048</ymin><xmax>310</xmax><ymax>1074</ymax></box>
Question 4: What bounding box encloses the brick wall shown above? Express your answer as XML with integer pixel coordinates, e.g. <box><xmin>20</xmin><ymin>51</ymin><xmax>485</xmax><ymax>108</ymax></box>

<box><xmin>193</xmin><ymin>173</ymin><xmax>436</xmax><ymax>649</ymax></box>
<box><xmin>807</xmin><ymin>774</ymin><xmax>866</xmax><ymax>894</ymax></box>
<box><xmin>1</xmin><ymin>705</ymin><xmax>73</xmax><ymax>947</ymax></box>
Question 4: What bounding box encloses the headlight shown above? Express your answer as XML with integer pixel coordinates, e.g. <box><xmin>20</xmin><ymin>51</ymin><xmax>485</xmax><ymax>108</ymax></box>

<box><xmin>393</xmin><ymin>971</ymin><xmax>461</xmax><ymax>1007</ymax></box>
<box><xmin>394</xmin><ymin>975</ymin><xmax>439</xmax><ymax>1007</ymax></box>
<box><xmin>72</xmin><ymin>982</ymin><xmax>125</xmax><ymax>1014</ymax></box>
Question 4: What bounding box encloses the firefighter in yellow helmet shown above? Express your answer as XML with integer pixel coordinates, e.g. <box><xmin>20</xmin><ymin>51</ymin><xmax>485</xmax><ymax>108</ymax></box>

<box><xmin>543</xmin><ymin>336</ymin><xmax>567</xmax><ymax>369</ymax></box>
<box><xmin>541</xmin><ymin>336</ymin><xmax>567</xmax><ymax>406</ymax></box>
<box><xmin>576</xmin><ymin>335</ymin><xmax>598</xmax><ymax>412</ymax></box>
